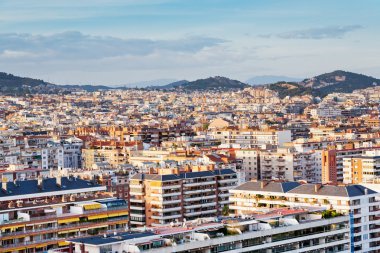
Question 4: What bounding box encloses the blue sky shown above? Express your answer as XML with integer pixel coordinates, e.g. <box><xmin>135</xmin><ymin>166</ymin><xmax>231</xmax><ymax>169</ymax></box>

<box><xmin>0</xmin><ymin>0</ymin><xmax>379</xmax><ymax>85</ymax></box>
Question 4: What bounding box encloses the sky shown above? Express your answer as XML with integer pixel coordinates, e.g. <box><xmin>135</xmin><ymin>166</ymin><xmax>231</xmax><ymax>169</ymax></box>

<box><xmin>0</xmin><ymin>0</ymin><xmax>379</xmax><ymax>86</ymax></box>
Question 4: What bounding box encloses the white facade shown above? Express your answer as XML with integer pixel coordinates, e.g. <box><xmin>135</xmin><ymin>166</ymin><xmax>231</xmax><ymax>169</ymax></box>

<box><xmin>235</xmin><ymin>149</ymin><xmax>259</xmax><ymax>181</ymax></box>
<box><xmin>42</xmin><ymin>137</ymin><xmax>83</xmax><ymax>170</ymax></box>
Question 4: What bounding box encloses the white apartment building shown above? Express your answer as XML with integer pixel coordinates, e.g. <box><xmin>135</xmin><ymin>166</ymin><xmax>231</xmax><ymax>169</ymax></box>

<box><xmin>310</xmin><ymin>105</ymin><xmax>342</xmax><ymax>118</ymax></box>
<box><xmin>211</xmin><ymin>129</ymin><xmax>291</xmax><ymax>149</ymax></box>
<box><xmin>230</xmin><ymin>181</ymin><xmax>380</xmax><ymax>253</ymax></box>
<box><xmin>62</xmin><ymin>212</ymin><xmax>350</xmax><ymax>253</ymax></box>
<box><xmin>343</xmin><ymin>150</ymin><xmax>380</xmax><ymax>184</ymax></box>
<box><xmin>260</xmin><ymin>151</ymin><xmax>294</xmax><ymax>181</ymax></box>
<box><xmin>235</xmin><ymin>149</ymin><xmax>259</xmax><ymax>182</ymax></box>
<box><xmin>42</xmin><ymin>137</ymin><xmax>83</xmax><ymax>170</ymax></box>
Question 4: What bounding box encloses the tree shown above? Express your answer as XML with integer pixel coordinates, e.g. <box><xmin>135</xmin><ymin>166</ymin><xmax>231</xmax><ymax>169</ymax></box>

<box><xmin>222</xmin><ymin>205</ymin><xmax>229</xmax><ymax>216</ymax></box>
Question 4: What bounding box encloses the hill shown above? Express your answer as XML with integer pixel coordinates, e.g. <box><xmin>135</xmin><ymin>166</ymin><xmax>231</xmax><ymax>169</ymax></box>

<box><xmin>267</xmin><ymin>70</ymin><xmax>380</xmax><ymax>98</ymax></box>
<box><xmin>246</xmin><ymin>75</ymin><xmax>302</xmax><ymax>85</ymax></box>
<box><xmin>181</xmin><ymin>76</ymin><xmax>250</xmax><ymax>91</ymax></box>
<box><xmin>267</xmin><ymin>82</ymin><xmax>312</xmax><ymax>99</ymax></box>
<box><xmin>0</xmin><ymin>72</ymin><xmax>54</xmax><ymax>95</ymax></box>
<box><xmin>148</xmin><ymin>80</ymin><xmax>189</xmax><ymax>90</ymax></box>
<box><xmin>0</xmin><ymin>72</ymin><xmax>119</xmax><ymax>94</ymax></box>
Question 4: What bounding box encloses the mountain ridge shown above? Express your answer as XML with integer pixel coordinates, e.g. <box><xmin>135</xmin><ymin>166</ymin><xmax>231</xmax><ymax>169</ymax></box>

<box><xmin>149</xmin><ymin>76</ymin><xmax>250</xmax><ymax>91</ymax></box>
<box><xmin>267</xmin><ymin>70</ymin><xmax>380</xmax><ymax>98</ymax></box>
<box><xmin>0</xmin><ymin>70</ymin><xmax>378</xmax><ymax>96</ymax></box>
<box><xmin>246</xmin><ymin>75</ymin><xmax>302</xmax><ymax>85</ymax></box>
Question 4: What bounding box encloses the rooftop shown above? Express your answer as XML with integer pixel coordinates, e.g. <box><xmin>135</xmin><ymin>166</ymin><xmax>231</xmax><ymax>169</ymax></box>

<box><xmin>0</xmin><ymin>177</ymin><xmax>103</xmax><ymax>199</ymax></box>
<box><xmin>233</xmin><ymin>181</ymin><xmax>377</xmax><ymax>197</ymax></box>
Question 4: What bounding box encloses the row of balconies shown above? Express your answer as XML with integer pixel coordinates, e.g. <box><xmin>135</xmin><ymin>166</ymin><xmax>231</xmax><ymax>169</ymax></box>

<box><xmin>0</xmin><ymin>203</ymin><xmax>128</xmax><ymax>228</ymax></box>
<box><xmin>0</xmin><ymin>216</ymin><xmax>128</xmax><ymax>239</ymax></box>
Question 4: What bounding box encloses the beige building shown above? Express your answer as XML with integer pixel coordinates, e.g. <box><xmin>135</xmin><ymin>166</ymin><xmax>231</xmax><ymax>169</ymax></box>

<box><xmin>82</xmin><ymin>141</ymin><xmax>139</xmax><ymax>169</ymax></box>
<box><xmin>128</xmin><ymin>166</ymin><xmax>237</xmax><ymax>227</ymax></box>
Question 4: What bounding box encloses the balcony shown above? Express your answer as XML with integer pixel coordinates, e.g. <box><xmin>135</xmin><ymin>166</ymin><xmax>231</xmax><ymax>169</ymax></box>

<box><xmin>150</xmin><ymin>184</ymin><xmax>182</xmax><ymax>190</ymax></box>
<box><xmin>129</xmin><ymin>197</ymin><xmax>145</xmax><ymax>203</ymax></box>
<box><xmin>0</xmin><ymin>216</ymin><xmax>129</xmax><ymax>240</ymax></box>
<box><xmin>129</xmin><ymin>213</ymin><xmax>145</xmax><ymax>218</ymax></box>
<box><xmin>151</xmin><ymin>207</ymin><xmax>182</xmax><ymax>212</ymax></box>
<box><xmin>129</xmin><ymin>184</ymin><xmax>144</xmax><ymax>189</ymax></box>
<box><xmin>0</xmin><ymin>205</ymin><xmax>128</xmax><ymax>230</ymax></box>
<box><xmin>130</xmin><ymin>206</ymin><xmax>145</xmax><ymax>211</ymax></box>
<box><xmin>184</xmin><ymin>180</ymin><xmax>216</xmax><ymax>187</ymax></box>
<box><xmin>183</xmin><ymin>188</ymin><xmax>214</xmax><ymax>194</ymax></box>
<box><xmin>151</xmin><ymin>214</ymin><xmax>182</xmax><ymax>220</ymax></box>
<box><xmin>151</xmin><ymin>192</ymin><xmax>181</xmax><ymax>197</ymax></box>
<box><xmin>184</xmin><ymin>211</ymin><xmax>202</xmax><ymax>217</ymax></box>
<box><xmin>218</xmin><ymin>185</ymin><xmax>235</xmax><ymax>191</ymax></box>
<box><xmin>218</xmin><ymin>192</ymin><xmax>231</xmax><ymax>198</ymax></box>
<box><xmin>184</xmin><ymin>195</ymin><xmax>216</xmax><ymax>202</ymax></box>
<box><xmin>185</xmin><ymin>202</ymin><xmax>216</xmax><ymax>209</ymax></box>
<box><xmin>151</xmin><ymin>199</ymin><xmax>181</xmax><ymax>205</ymax></box>
<box><xmin>218</xmin><ymin>178</ymin><xmax>238</xmax><ymax>184</ymax></box>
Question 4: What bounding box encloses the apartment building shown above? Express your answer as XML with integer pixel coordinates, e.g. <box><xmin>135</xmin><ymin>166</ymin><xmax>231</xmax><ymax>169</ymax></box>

<box><xmin>61</xmin><ymin>208</ymin><xmax>350</xmax><ymax>253</ymax></box>
<box><xmin>0</xmin><ymin>175</ymin><xmax>129</xmax><ymax>253</ymax></box>
<box><xmin>230</xmin><ymin>181</ymin><xmax>380</xmax><ymax>252</ymax></box>
<box><xmin>293</xmin><ymin>151</ymin><xmax>322</xmax><ymax>183</ymax></box>
<box><xmin>310</xmin><ymin>105</ymin><xmax>342</xmax><ymax>118</ymax></box>
<box><xmin>42</xmin><ymin>137</ymin><xmax>83</xmax><ymax>170</ymax></box>
<box><xmin>343</xmin><ymin>151</ymin><xmax>380</xmax><ymax>184</ymax></box>
<box><xmin>260</xmin><ymin>151</ymin><xmax>294</xmax><ymax>181</ymax></box>
<box><xmin>321</xmin><ymin>147</ymin><xmax>380</xmax><ymax>183</ymax></box>
<box><xmin>82</xmin><ymin>141</ymin><xmax>139</xmax><ymax>169</ymax></box>
<box><xmin>128</xmin><ymin>167</ymin><xmax>237</xmax><ymax>227</ymax></box>
<box><xmin>211</xmin><ymin>129</ymin><xmax>291</xmax><ymax>149</ymax></box>
<box><xmin>234</xmin><ymin>149</ymin><xmax>259</xmax><ymax>182</ymax></box>
<box><xmin>72</xmin><ymin>125</ymin><xmax>195</xmax><ymax>146</ymax></box>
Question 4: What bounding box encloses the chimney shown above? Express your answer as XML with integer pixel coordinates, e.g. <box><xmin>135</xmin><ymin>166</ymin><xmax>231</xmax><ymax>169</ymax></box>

<box><xmin>260</xmin><ymin>181</ymin><xmax>269</xmax><ymax>189</ymax></box>
<box><xmin>68</xmin><ymin>243</ymin><xmax>74</xmax><ymax>253</ymax></box>
<box><xmin>56</xmin><ymin>175</ymin><xmax>62</xmax><ymax>188</ymax></box>
<box><xmin>365</xmin><ymin>188</ymin><xmax>368</xmax><ymax>195</ymax></box>
<box><xmin>314</xmin><ymin>184</ymin><xmax>322</xmax><ymax>193</ymax></box>
<box><xmin>2</xmin><ymin>177</ymin><xmax>8</xmax><ymax>192</ymax></box>
<box><xmin>37</xmin><ymin>175</ymin><xmax>44</xmax><ymax>190</ymax></box>
<box><xmin>80</xmin><ymin>243</ymin><xmax>85</xmax><ymax>253</ymax></box>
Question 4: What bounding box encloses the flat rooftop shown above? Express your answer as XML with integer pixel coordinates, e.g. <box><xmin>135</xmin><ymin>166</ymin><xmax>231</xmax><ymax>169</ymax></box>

<box><xmin>69</xmin><ymin>231</ymin><xmax>156</xmax><ymax>245</ymax></box>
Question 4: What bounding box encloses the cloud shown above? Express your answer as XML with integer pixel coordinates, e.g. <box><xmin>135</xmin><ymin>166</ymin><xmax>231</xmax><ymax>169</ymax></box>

<box><xmin>261</xmin><ymin>25</ymin><xmax>363</xmax><ymax>40</ymax></box>
<box><xmin>0</xmin><ymin>31</ymin><xmax>227</xmax><ymax>60</ymax></box>
<box><xmin>0</xmin><ymin>50</ymin><xmax>38</xmax><ymax>58</ymax></box>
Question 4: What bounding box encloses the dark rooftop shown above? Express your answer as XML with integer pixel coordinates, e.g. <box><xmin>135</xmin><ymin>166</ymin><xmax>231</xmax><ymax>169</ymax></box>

<box><xmin>69</xmin><ymin>231</ymin><xmax>156</xmax><ymax>245</ymax></box>
<box><xmin>233</xmin><ymin>181</ymin><xmax>300</xmax><ymax>193</ymax></box>
<box><xmin>233</xmin><ymin>181</ymin><xmax>377</xmax><ymax>197</ymax></box>
<box><xmin>0</xmin><ymin>177</ymin><xmax>102</xmax><ymax>198</ymax></box>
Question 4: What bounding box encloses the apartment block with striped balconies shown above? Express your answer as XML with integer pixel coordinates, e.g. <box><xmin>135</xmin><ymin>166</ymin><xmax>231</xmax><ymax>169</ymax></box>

<box><xmin>230</xmin><ymin>181</ymin><xmax>380</xmax><ymax>253</ymax></box>
<box><xmin>0</xmin><ymin>175</ymin><xmax>129</xmax><ymax>253</ymax></box>
<box><xmin>128</xmin><ymin>166</ymin><xmax>237</xmax><ymax>227</ymax></box>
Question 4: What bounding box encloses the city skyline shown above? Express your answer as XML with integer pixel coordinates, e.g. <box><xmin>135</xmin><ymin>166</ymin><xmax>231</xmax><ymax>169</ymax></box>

<box><xmin>1</xmin><ymin>0</ymin><xmax>380</xmax><ymax>85</ymax></box>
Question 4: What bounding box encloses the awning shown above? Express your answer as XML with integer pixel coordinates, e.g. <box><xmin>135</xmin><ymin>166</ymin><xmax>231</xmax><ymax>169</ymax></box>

<box><xmin>3</xmin><ymin>246</ymin><xmax>26</xmax><ymax>252</ymax></box>
<box><xmin>58</xmin><ymin>241</ymin><xmax>70</xmax><ymax>246</ymax></box>
<box><xmin>108</xmin><ymin>211</ymin><xmax>129</xmax><ymax>217</ymax></box>
<box><xmin>87</xmin><ymin>214</ymin><xmax>108</xmax><ymax>220</ymax></box>
<box><xmin>1</xmin><ymin>224</ymin><xmax>25</xmax><ymax>231</ymax></box>
<box><xmin>83</xmin><ymin>203</ymin><xmax>102</xmax><ymax>210</ymax></box>
<box><xmin>33</xmin><ymin>243</ymin><xmax>49</xmax><ymax>248</ymax></box>
<box><xmin>58</xmin><ymin>217</ymin><xmax>80</xmax><ymax>224</ymax></box>
<box><xmin>58</xmin><ymin>229</ymin><xmax>79</xmax><ymax>234</ymax></box>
